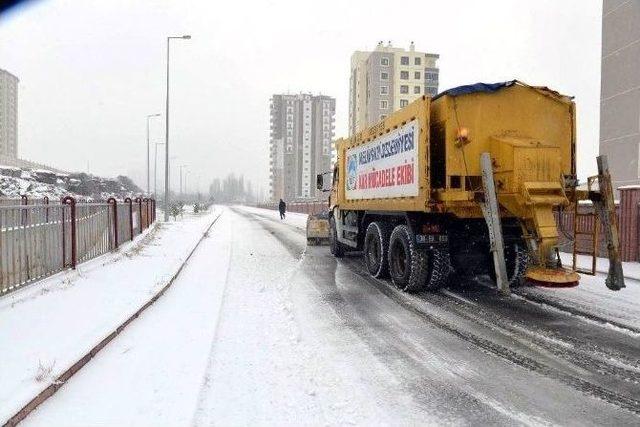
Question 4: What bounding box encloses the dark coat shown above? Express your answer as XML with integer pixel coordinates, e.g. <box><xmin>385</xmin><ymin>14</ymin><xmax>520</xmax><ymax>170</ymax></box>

<box><xmin>278</xmin><ymin>200</ymin><xmax>286</xmax><ymax>213</ymax></box>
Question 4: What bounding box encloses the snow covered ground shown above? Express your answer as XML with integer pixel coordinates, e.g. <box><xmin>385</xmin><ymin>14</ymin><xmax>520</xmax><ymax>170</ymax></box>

<box><xmin>0</xmin><ymin>208</ymin><xmax>218</xmax><ymax>424</ymax></box>
<box><xmin>4</xmin><ymin>206</ymin><xmax>640</xmax><ymax>425</ymax></box>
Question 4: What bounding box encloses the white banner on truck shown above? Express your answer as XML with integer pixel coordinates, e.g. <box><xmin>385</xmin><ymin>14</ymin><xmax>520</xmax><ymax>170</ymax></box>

<box><xmin>345</xmin><ymin>119</ymin><xmax>420</xmax><ymax>200</ymax></box>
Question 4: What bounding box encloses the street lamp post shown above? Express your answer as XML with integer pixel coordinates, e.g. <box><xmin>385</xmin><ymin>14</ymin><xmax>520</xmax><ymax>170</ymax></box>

<box><xmin>164</xmin><ymin>34</ymin><xmax>191</xmax><ymax>221</ymax></box>
<box><xmin>154</xmin><ymin>142</ymin><xmax>165</xmax><ymax>197</ymax></box>
<box><xmin>146</xmin><ymin>113</ymin><xmax>161</xmax><ymax>195</ymax></box>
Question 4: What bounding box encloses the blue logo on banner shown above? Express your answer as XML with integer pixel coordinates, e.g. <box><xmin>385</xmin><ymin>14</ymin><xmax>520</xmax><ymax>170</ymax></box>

<box><xmin>347</xmin><ymin>155</ymin><xmax>357</xmax><ymax>190</ymax></box>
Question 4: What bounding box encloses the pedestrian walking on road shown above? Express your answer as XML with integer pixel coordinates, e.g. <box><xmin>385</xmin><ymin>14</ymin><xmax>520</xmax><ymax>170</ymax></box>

<box><xmin>279</xmin><ymin>199</ymin><xmax>286</xmax><ymax>220</ymax></box>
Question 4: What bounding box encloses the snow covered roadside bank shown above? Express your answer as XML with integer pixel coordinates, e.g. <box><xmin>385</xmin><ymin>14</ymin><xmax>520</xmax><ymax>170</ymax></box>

<box><xmin>0</xmin><ymin>208</ymin><xmax>219</xmax><ymax>424</ymax></box>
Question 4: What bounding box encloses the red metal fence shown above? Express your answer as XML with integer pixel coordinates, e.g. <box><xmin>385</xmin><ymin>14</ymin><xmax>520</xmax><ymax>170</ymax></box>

<box><xmin>0</xmin><ymin>196</ymin><xmax>156</xmax><ymax>296</ymax></box>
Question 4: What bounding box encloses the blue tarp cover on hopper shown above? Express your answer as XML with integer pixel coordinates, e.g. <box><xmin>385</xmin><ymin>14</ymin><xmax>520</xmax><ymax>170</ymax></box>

<box><xmin>432</xmin><ymin>80</ymin><xmax>517</xmax><ymax>100</ymax></box>
<box><xmin>432</xmin><ymin>80</ymin><xmax>571</xmax><ymax>101</ymax></box>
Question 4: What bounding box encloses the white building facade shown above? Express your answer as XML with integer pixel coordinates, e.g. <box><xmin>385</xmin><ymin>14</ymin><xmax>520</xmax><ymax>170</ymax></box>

<box><xmin>269</xmin><ymin>93</ymin><xmax>335</xmax><ymax>201</ymax></box>
<box><xmin>0</xmin><ymin>69</ymin><xmax>18</xmax><ymax>159</ymax></box>
<box><xmin>349</xmin><ymin>42</ymin><xmax>439</xmax><ymax>135</ymax></box>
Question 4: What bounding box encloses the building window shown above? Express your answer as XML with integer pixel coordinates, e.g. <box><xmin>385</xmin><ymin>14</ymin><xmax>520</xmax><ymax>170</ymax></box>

<box><xmin>414</xmin><ymin>57</ymin><xmax>421</xmax><ymax>65</ymax></box>
<box><xmin>380</xmin><ymin>114</ymin><xmax>387</xmax><ymax>120</ymax></box>
<box><xmin>380</xmin><ymin>57</ymin><xmax>389</xmax><ymax>66</ymax></box>
<box><xmin>400</xmin><ymin>99</ymin><xmax>409</xmax><ymax>108</ymax></box>
<box><xmin>401</xmin><ymin>56</ymin><xmax>409</xmax><ymax>65</ymax></box>
<box><xmin>400</xmin><ymin>85</ymin><xmax>409</xmax><ymax>94</ymax></box>
<box><xmin>400</xmin><ymin>71</ymin><xmax>409</xmax><ymax>80</ymax></box>
<box><xmin>381</xmin><ymin>71</ymin><xmax>389</xmax><ymax>80</ymax></box>
<box><xmin>380</xmin><ymin>86</ymin><xmax>388</xmax><ymax>95</ymax></box>
<box><xmin>414</xmin><ymin>86</ymin><xmax>421</xmax><ymax>94</ymax></box>
<box><xmin>414</xmin><ymin>71</ymin><xmax>421</xmax><ymax>79</ymax></box>
<box><xmin>380</xmin><ymin>100</ymin><xmax>388</xmax><ymax>109</ymax></box>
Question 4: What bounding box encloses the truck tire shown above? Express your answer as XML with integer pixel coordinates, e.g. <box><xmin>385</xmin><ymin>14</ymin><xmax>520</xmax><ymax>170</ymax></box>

<box><xmin>388</xmin><ymin>225</ymin><xmax>430</xmax><ymax>292</ymax></box>
<box><xmin>425</xmin><ymin>249</ymin><xmax>452</xmax><ymax>290</ymax></box>
<box><xmin>364</xmin><ymin>221</ymin><xmax>392</xmax><ymax>278</ymax></box>
<box><xmin>329</xmin><ymin>216</ymin><xmax>345</xmax><ymax>258</ymax></box>
<box><xmin>488</xmin><ymin>243</ymin><xmax>529</xmax><ymax>287</ymax></box>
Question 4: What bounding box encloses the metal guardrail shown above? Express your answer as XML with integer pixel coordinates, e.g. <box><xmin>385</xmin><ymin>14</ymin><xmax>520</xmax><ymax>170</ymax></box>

<box><xmin>0</xmin><ymin>196</ymin><xmax>156</xmax><ymax>296</ymax></box>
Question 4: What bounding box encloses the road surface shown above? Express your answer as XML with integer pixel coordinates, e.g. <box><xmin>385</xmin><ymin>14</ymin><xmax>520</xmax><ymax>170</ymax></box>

<box><xmin>23</xmin><ymin>206</ymin><xmax>640</xmax><ymax>426</ymax></box>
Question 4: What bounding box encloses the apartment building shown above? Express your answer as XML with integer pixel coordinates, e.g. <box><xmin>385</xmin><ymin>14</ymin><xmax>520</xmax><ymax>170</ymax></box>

<box><xmin>0</xmin><ymin>68</ymin><xmax>18</xmax><ymax>159</ymax></box>
<box><xmin>349</xmin><ymin>42</ymin><xmax>439</xmax><ymax>135</ymax></box>
<box><xmin>269</xmin><ymin>93</ymin><xmax>335</xmax><ymax>201</ymax></box>
<box><xmin>600</xmin><ymin>0</ymin><xmax>640</xmax><ymax>189</ymax></box>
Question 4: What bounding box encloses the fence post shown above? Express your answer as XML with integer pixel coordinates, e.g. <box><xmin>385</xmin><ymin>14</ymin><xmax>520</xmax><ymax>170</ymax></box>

<box><xmin>152</xmin><ymin>199</ymin><xmax>155</xmax><ymax>223</ymax></box>
<box><xmin>21</xmin><ymin>194</ymin><xmax>27</xmax><ymax>225</ymax></box>
<box><xmin>62</xmin><ymin>196</ymin><xmax>77</xmax><ymax>269</ymax></box>
<box><xmin>618</xmin><ymin>187</ymin><xmax>640</xmax><ymax>261</ymax></box>
<box><xmin>43</xmin><ymin>196</ymin><xmax>49</xmax><ymax>223</ymax></box>
<box><xmin>135</xmin><ymin>197</ymin><xmax>143</xmax><ymax>233</ymax></box>
<box><xmin>108</xmin><ymin>197</ymin><xmax>118</xmax><ymax>249</ymax></box>
<box><xmin>125</xmin><ymin>197</ymin><xmax>133</xmax><ymax>241</ymax></box>
<box><xmin>143</xmin><ymin>198</ymin><xmax>150</xmax><ymax>229</ymax></box>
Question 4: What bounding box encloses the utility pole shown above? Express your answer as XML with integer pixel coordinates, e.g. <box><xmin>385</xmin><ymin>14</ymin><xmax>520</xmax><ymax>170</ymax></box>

<box><xmin>164</xmin><ymin>34</ymin><xmax>191</xmax><ymax>221</ymax></box>
<box><xmin>146</xmin><ymin>113</ymin><xmax>161</xmax><ymax>195</ymax></box>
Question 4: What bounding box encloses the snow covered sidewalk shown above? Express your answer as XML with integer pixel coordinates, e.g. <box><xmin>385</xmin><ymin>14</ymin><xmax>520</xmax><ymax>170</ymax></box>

<box><xmin>0</xmin><ymin>209</ymin><xmax>218</xmax><ymax>423</ymax></box>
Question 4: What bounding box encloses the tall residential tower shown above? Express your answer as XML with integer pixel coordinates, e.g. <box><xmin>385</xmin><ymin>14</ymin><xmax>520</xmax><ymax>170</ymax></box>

<box><xmin>600</xmin><ymin>0</ymin><xmax>640</xmax><ymax>189</ymax></box>
<box><xmin>0</xmin><ymin>69</ymin><xmax>18</xmax><ymax>159</ymax></box>
<box><xmin>349</xmin><ymin>42</ymin><xmax>439</xmax><ymax>135</ymax></box>
<box><xmin>269</xmin><ymin>93</ymin><xmax>335</xmax><ymax>201</ymax></box>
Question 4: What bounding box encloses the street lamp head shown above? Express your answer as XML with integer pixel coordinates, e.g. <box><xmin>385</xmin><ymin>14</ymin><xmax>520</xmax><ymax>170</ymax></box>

<box><xmin>182</xmin><ymin>35</ymin><xmax>191</xmax><ymax>39</ymax></box>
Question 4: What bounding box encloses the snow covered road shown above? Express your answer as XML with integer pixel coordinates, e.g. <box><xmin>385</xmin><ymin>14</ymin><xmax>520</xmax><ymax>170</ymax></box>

<box><xmin>17</xmin><ymin>206</ymin><xmax>640</xmax><ymax>425</ymax></box>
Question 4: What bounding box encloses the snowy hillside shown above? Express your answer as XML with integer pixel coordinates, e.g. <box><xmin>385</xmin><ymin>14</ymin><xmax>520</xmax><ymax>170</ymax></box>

<box><xmin>0</xmin><ymin>166</ymin><xmax>143</xmax><ymax>200</ymax></box>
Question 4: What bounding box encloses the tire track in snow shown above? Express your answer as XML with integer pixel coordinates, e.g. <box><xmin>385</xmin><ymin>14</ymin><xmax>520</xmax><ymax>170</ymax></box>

<box><xmin>236</xmin><ymin>209</ymin><xmax>533</xmax><ymax>424</ymax></box>
<box><xmin>235</xmin><ymin>207</ymin><xmax>640</xmax><ymax>419</ymax></box>
<box><xmin>191</xmin><ymin>212</ymin><xmax>235</xmax><ymax>426</ymax></box>
<box><xmin>343</xmin><ymin>260</ymin><xmax>640</xmax><ymax>417</ymax></box>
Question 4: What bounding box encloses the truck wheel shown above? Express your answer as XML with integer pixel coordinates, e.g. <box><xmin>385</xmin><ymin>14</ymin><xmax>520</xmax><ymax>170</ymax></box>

<box><xmin>329</xmin><ymin>217</ymin><xmax>344</xmax><ymax>258</ymax></box>
<box><xmin>488</xmin><ymin>243</ymin><xmax>529</xmax><ymax>287</ymax></box>
<box><xmin>425</xmin><ymin>249</ymin><xmax>452</xmax><ymax>290</ymax></box>
<box><xmin>364</xmin><ymin>221</ymin><xmax>392</xmax><ymax>278</ymax></box>
<box><xmin>388</xmin><ymin>225</ymin><xmax>429</xmax><ymax>292</ymax></box>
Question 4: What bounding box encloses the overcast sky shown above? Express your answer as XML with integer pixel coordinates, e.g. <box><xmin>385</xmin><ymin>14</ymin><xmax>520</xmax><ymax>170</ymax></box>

<box><xmin>0</xmin><ymin>0</ymin><xmax>602</xmax><ymax>194</ymax></box>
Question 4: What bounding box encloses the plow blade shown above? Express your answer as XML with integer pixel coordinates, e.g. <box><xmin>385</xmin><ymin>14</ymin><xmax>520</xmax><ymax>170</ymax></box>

<box><xmin>306</xmin><ymin>213</ymin><xmax>331</xmax><ymax>246</ymax></box>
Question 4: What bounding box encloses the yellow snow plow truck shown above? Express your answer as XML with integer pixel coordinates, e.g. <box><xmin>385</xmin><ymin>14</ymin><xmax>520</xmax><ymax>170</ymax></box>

<box><xmin>316</xmin><ymin>81</ymin><xmax>624</xmax><ymax>294</ymax></box>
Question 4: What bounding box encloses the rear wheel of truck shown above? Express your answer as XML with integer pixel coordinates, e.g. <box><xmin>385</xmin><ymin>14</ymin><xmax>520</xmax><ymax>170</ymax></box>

<box><xmin>388</xmin><ymin>225</ymin><xmax>430</xmax><ymax>292</ymax></box>
<box><xmin>329</xmin><ymin>216</ymin><xmax>345</xmax><ymax>258</ymax></box>
<box><xmin>364</xmin><ymin>221</ymin><xmax>392</xmax><ymax>278</ymax></box>
<box><xmin>487</xmin><ymin>242</ymin><xmax>529</xmax><ymax>287</ymax></box>
<box><xmin>426</xmin><ymin>249</ymin><xmax>452</xmax><ymax>290</ymax></box>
